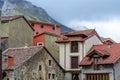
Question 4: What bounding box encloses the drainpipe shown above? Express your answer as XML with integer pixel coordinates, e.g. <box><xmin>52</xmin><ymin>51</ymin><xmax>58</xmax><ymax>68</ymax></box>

<box><xmin>112</xmin><ymin>64</ymin><xmax>115</xmax><ymax>80</ymax></box>
<box><xmin>64</xmin><ymin>43</ymin><xmax>66</xmax><ymax>69</ymax></box>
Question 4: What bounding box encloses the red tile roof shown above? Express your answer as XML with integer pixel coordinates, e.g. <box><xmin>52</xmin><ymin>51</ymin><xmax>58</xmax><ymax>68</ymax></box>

<box><xmin>101</xmin><ymin>37</ymin><xmax>116</xmax><ymax>43</ymax></box>
<box><xmin>56</xmin><ymin>29</ymin><xmax>101</xmax><ymax>43</ymax></box>
<box><xmin>2</xmin><ymin>46</ymin><xmax>42</xmax><ymax>70</ymax></box>
<box><xmin>79</xmin><ymin>43</ymin><xmax>120</xmax><ymax>66</ymax></box>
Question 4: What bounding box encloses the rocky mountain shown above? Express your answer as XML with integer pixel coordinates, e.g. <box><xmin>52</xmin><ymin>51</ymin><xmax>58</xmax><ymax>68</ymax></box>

<box><xmin>0</xmin><ymin>0</ymin><xmax>74</xmax><ymax>32</ymax></box>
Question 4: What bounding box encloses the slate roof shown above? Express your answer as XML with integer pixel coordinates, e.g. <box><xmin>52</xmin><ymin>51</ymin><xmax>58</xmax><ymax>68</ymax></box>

<box><xmin>2</xmin><ymin>46</ymin><xmax>42</xmax><ymax>70</ymax></box>
<box><xmin>56</xmin><ymin>29</ymin><xmax>101</xmax><ymax>43</ymax></box>
<box><xmin>1</xmin><ymin>15</ymin><xmax>34</xmax><ymax>31</ymax></box>
<box><xmin>2</xmin><ymin>46</ymin><xmax>64</xmax><ymax>72</ymax></box>
<box><xmin>79</xmin><ymin>43</ymin><xmax>120</xmax><ymax>66</ymax></box>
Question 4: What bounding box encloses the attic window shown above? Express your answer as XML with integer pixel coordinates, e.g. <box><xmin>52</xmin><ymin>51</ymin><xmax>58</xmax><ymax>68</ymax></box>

<box><xmin>52</xmin><ymin>26</ymin><xmax>55</xmax><ymax>30</ymax></box>
<box><xmin>40</xmin><ymin>24</ymin><xmax>44</xmax><ymax>28</ymax></box>
<box><xmin>36</xmin><ymin>32</ymin><xmax>39</xmax><ymax>35</ymax></box>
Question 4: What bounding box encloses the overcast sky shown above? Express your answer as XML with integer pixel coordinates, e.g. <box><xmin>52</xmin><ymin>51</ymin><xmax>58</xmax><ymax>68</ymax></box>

<box><xmin>26</xmin><ymin>0</ymin><xmax>120</xmax><ymax>42</ymax></box>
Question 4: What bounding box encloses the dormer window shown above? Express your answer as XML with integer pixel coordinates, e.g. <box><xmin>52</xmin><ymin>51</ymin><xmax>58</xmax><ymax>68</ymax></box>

<box><xmin>92</xmin><ymin>54</ymin><xmax>100</xmax><ymax>70</ymax></box>
<box><xmin>71</xmin><ymin>41</ymin><xmax>78</xmax><ymax>52</ymax></box>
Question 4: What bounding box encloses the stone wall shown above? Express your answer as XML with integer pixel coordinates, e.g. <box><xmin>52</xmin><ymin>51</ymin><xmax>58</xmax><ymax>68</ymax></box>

<box><xmin>3</xmin><ymin>47</ymin><xmax>65</xmax><ymax>80</ymax></box>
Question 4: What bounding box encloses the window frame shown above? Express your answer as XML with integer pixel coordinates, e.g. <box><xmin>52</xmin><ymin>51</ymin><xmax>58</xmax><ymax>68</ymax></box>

<box><xmin>48</xmin><ymin>59</ymin><xmax>52</xmax><ymax>66</ymax></box>
<box><xmin>37</xmin><ymin>42</ymin><xmax>44</xmax><ymax>46</ymax></box>
<box><xmin>70</xmin><ymin>41</ymin><xmax>79</xmax><ymax>53</ymax></box>
<box><xmin>71</xmin><ymin>56</ymin><xmax>79</xmax><ymax>69</ymax></box>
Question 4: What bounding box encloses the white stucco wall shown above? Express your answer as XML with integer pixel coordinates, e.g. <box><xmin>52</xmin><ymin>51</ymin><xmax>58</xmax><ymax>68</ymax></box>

<box><xmin>114</xmin><ymin>59</ymin><xmax>120</xmax><ymax>80</ymax></box>
<box><xmin>81</xmin><ymin>66</ymin><xmax>114</xmax><ymax>80</ymax></box>
<box><xmin>84</xmin><ymin>35</ymin><xmax>102</xmax><ymax>57</ymax></box>
<box><xmin>59</xmin><ymin>42</ymin><xmax>82</xmax><ymax>70</ymax></box>
<box><xmin>59</xmin><ymin>35</ymin><xmax>102</xmax><ymax>70</ymax></box>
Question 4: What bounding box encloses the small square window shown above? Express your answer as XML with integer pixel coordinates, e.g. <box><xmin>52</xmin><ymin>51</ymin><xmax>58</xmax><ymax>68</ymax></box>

<box><xmin>40</xmin><ymin>25</ymin><xmax>44</xmax><ymax>28</ymax></box>
<box><xmin>52</xmin><ymin>26</ymin><xmax>55</xmax><ymax>30</ymax></box>
<box><xmin>49</xmin><ymin>60</ymin><xmax>51</xmax><ymax>66</ymax></box>
<box><xmin>36</xmin><ymin>32</ymin><xmax>39</xmax><ymax>35</ymax></box>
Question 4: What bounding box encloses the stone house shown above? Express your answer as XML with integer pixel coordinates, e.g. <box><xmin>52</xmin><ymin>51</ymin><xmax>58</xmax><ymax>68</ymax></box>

<box><xmin>0</xmin><ymin>15</ymin><xmax>34</xmax><ymax>51</ymax></box>
<box><xmin>80</xmin><ymin>43</ymin><xmax>120</xmax><ymax>80</ymax></box>
<box><xmin>2</xmin><ymin>46</ymin><xmax>65</xmax><ymax>80</ymax></box>
<box><xmin>56</xmin><ymin>29</ymin><xmax>103</xmax><ymax>80</ymax></box>
<box><xmin>34</xmin><ymin>32</ymin><xmax>60</xmax><ymax>62</ymax></box>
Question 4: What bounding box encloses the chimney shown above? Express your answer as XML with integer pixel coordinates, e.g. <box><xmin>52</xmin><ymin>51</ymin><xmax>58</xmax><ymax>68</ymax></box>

<box><xmin>8</xmin><ymin>56</ymin><xmax>13</xmax><ymax>68</ymax></box>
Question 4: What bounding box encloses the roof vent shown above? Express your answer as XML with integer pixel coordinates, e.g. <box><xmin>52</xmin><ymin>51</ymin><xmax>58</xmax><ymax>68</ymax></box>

<box><xmin>108</xmin><ymin>45</ymin><xmax>112</xmax><ymax>49</ymax></box>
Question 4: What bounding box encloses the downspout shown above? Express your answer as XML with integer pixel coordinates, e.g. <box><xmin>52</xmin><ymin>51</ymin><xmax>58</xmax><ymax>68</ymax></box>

<box><xmin>112</xmin><ymin>64</ymin><xmax>115</xmax><ymax>80</ymax></box>
<box><xmin>82</xmin><ymin>42</ymin><xmax>84</xmax><ymax>59</ymax></box>
<box><xmin>64</xmin><ymin>43</ymin><xmax>66</xmax><ymax>69</ymax></box>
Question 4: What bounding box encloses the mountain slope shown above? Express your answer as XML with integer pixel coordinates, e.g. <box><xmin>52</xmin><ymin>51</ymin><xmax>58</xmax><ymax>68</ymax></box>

<box><xmin>0</xmin><ymin>0</ymin><xmax>74</xmax><ymax>32</ymax></box>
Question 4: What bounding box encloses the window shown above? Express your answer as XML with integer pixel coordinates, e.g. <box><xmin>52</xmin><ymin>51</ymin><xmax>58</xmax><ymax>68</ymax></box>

<box><xmin>37</xmin><ymin>42</ymin><xmax>44</xmax><ymax>46</ymax></box>
<box><xmin>49</xmin><ymin>60</ymin><xmax>52</xmax><ymax>66</ymax></box>
<box><xmin>39</xmin><ymin>65</ymin><xmax>42</xmax><ymax>71</ymax></box>
<box><xmin>36</xmin><ymin>32</ymin><xmax>39</xmax><ymax>35</ymax></box>
<box><xmin>32</xmin><ymin>70</ymin><xmax>36</xmax><ymax>78</ymax></box>
<box><xmin>31</xmin><ymin>23</ymin><xmax>34</xmax><ymax>26</ymax></box>
<box><xmin>72</xmin><ymin>73</ymin><xmax>79</xmax><ymax>80</ymax></box>
<box><xmin>48</xmin><ymin>73</ymin><xmax>51</xmax><ymax>79</ymax></box>
<box><xmin>40</xmin><ymin>24</ymin><xmax>44</xmax><ymax>28</ymax></box>
<box><xmin>52</xmin><ymin>74</ymin><xmax>55</xmax><ymax>79</ymax></box>
<box><xmin>52</xmin><ymin>26</ymin><xmax>55</xmax><ymax>30</ymax></box>
<box><xmin>93</xmin><ymin>54</ymin><xmax>100</xmax><ymax>70</ymax></box>
<box><xmin>71</xmin><ymin>41</ymin><xmax>78</xmax><ymax>52</ymax></box>
<box><xmin>86</xmin><ymin>73</ymin><xmax>109</xmax><ymax>80</ymax></box>
<box><xmin>71</xmin><ymin>56</ymin><xmax>78</xmax><ymax>69</ymax></box>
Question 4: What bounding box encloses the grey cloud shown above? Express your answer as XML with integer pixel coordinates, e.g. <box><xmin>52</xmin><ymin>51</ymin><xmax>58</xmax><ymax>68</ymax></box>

<box><xmin>26</xmin><ymin>0</ymin><xmax>120</xmax><ymax>22</ymax></box>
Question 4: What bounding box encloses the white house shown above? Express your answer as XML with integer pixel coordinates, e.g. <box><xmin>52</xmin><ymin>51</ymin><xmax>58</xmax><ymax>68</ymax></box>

<box><xmin>56</xmin><ymin>29</ymin><xmax>103</xmax><ymax>80</ymax></box>
<box><xmin>79</xmin><ymin>43</ymin><xmax>120</xmax><ymax>80</ymax></box>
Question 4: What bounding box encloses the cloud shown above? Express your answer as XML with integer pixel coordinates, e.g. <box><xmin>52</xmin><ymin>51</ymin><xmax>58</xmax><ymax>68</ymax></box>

<box><xmin>26</xmin><ymin>0</ymin><xmax>120</xmax><ymax>42</ymax></box>
<box><xmin>26</xmin><ymin>0</ymin><xmax>120</xmax><ymax>23</ymax></box>
<box><xmin>68</xmin><ymin>18</ymin><xmax>120</xmax><ymax>42</ymax></box>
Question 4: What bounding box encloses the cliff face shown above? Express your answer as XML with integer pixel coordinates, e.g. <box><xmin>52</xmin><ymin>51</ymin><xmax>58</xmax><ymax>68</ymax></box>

<box><xmin>1</xmin><ymin>0</ymin><xmax>74</xmax><ymax>32</ymax></box>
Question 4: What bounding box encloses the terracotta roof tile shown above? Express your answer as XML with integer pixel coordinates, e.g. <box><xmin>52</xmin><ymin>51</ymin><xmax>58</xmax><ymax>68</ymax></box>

<box><xmin>80</xmin><ymin>43</ymin><xmax>120</xmax><ymax>66</ymax></box>
<box><xmin>56</xmin><ymin>29</ymin><xmax>100</xmax><ymax>43</ymax></box>
<box><xmin>2</xmin><ymin>46</ymin><xmax>42</xmax><ymax>70</ymax></box>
